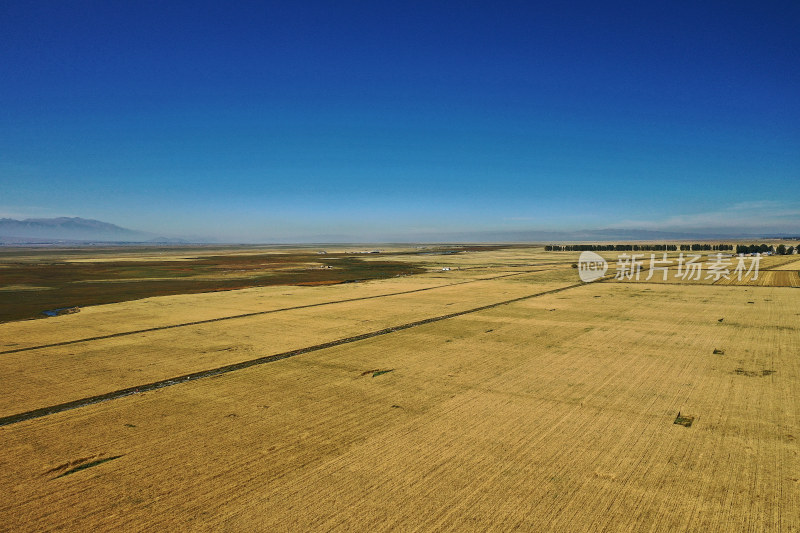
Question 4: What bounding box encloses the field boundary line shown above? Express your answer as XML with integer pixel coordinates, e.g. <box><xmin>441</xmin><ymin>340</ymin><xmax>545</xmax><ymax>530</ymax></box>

<box><xmin>0</xmin><ymin>279</ymin><xmax>589</xmax><ymax>427</ymax></box>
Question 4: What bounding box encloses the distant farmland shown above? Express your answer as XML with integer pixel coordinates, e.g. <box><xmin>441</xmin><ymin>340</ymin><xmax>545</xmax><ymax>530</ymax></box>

<box><xmin>0</xmin><ymin>244</ymin><xmax>797</xmax><ymax>531</ymax></box>
<box><xmin>0</xmin><ymin>247</ymin><xmax>430</xmax><ymax>323</ymax></box>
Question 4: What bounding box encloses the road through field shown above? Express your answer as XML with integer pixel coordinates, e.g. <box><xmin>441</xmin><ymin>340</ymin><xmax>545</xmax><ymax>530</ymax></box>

<box><xmin>0</xmin><ymin>267</ymin><xmax>556</xmax><ymax>355</ymax></box>
<box><xmin>0</xmin><ymin>268</ymin><xmax>576</xmax><ymax>417</ymax></box>
<box><xmin>0</xmin><ymin>277</ymin><xmax>587</xmax><ymax>427</ymax></box>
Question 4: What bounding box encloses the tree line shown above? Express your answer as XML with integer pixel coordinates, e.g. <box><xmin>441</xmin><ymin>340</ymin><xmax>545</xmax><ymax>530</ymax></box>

<box><xmin>544</xmin><ymin>244</ymin><xmax>733</xmax><ymax>252</ymax></box>
<box><xmin>544</xmin><ymin>243</ymin><xmax>798</xmax><ymax>255</ymax></box>
<box><xmin>736</xmin><ymin>243</ymin><xmax>797</xmax><ymax>255</ymax></box>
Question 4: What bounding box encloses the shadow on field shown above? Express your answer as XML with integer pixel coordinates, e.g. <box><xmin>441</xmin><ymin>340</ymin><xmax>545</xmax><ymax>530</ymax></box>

<box><xmin>361</xmin><ymin>369</ymin><xmax>395</xmax><ymax>378</ymax></box>
<box><xmin>46</xmin><ymin>454</ymin><xmax>124</xmax><ymax>479</ymax></box>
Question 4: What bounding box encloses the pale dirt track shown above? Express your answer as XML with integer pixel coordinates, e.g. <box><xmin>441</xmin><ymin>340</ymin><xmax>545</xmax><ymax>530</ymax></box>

<box><xmin>0</xmin><ymin>248</ymin><xmax>797</xmax><ymax>532</ymax></box>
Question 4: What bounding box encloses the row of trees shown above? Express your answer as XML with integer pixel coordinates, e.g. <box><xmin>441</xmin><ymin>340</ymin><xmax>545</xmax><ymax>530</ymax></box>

<box><xmin>544</xmin><ymin>243</ymin><xmax>799</xmax><ymax>254</ymax></box>
<box><xmin>735</xmin><ymin>244</ymin><xmax>797</xmax><ymax>255</ymax></box>
<box><xmin>544</xmin><ymin>244</ymin><xmax>733</xmax><ymax>252</ymax></box>
<box><xmin>680</xmin><ymin>244</ymin><xmax>734</xmax><ymax>251</ymax></box>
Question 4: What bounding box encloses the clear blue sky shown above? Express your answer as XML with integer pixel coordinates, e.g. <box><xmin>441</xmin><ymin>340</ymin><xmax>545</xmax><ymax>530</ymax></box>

<box><xmin>1</xmin><ymin>1</ymin><xmax>798</xmax><ymax>241</ymax></box>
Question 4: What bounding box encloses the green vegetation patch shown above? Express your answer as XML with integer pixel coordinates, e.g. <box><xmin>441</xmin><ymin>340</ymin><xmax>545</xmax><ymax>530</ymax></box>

<box><xmin>361</xmin><ymin>369</ymin><xmax>395</xmax><ymax>378</ymax></box>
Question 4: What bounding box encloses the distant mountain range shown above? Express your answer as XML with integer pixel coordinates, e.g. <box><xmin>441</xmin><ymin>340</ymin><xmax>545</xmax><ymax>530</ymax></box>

<box><xmin>0</xmin><ymin>217</ymin><xmax>188</xmax><ymax>244</ymax></box>
<box><xmin>1</xmin><ymin>217</ymin><xmax>794</xmax><ymax>245</ymax></box>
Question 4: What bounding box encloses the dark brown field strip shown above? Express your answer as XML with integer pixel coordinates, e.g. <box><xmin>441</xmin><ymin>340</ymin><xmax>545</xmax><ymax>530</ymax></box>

<box><xmin>0</xmin><ymin>269</ymin><xmax>552</xmax><ymax>356</ymax></box>
<box><xmin>0</xmin><ymin>279</ymin><xmax>588</xmax><ymax>427</ymax></box>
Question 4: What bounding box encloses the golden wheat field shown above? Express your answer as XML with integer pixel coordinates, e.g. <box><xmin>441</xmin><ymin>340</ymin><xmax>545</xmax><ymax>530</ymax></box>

<box><xmin>0</xmin><ymin>245</ymin><xmax>798</xmax><ymax>531</ymax></box>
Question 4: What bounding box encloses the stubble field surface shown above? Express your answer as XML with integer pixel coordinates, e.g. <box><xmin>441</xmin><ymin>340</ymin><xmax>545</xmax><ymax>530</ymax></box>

<box><xmin>0</xmin><ymin>245</ymin><xmax>797</xmax><ymax>531</ymax></box>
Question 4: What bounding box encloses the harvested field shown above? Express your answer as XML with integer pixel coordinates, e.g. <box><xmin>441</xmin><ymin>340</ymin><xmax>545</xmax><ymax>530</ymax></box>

<box><xmin>0</xmin><ymin>245</ymin><xmax>797</xmax><ymax>531</ymax></box>
<box><xmin>771</xmin><ymin>258</ymin><xmax>800</xmax><ymax>270</ymax></box>
<box><xmin>717</xmin><ymin>269</ymin><xmax>800</xmax><ymax>287</ymax></box>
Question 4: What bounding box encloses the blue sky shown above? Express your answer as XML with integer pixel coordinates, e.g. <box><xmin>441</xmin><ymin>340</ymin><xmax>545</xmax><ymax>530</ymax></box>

<box><xmin>1</xmin><ymin>1</ymin><xmax>798</xmax><ymax>241</ymax></box>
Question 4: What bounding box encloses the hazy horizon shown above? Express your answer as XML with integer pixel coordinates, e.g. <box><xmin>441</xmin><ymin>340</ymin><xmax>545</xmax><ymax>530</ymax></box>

<box><xmin>2</xmin><ymin>3</ymin><xmax>798</xmax><ymax>241</ymax></box>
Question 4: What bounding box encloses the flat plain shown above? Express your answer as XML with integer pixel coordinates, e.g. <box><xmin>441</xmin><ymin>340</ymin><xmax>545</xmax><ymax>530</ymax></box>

<box><xmin>0</xmin><ymin>245</ymin><xmax>797</xmax><ymax>531</ymax></box>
